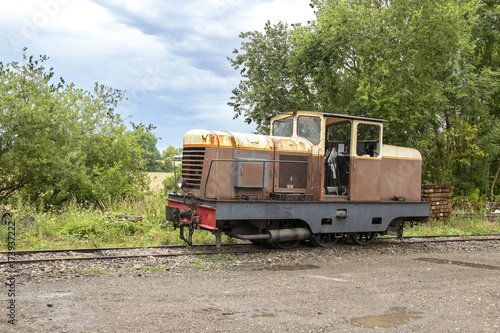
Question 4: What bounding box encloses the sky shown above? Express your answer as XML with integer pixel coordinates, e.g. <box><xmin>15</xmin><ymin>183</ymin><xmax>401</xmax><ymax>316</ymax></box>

<box><xmin>0</xmin><ymin>0</ymin><xmax>316</xmax><ymax>152</ymax></box>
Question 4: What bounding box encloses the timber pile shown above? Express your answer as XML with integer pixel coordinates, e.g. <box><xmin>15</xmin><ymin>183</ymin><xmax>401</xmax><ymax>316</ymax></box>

<box><xmin>421</xmin><ymin>184</ymin><xmax>453</xmax><ymax>222</ymax></box>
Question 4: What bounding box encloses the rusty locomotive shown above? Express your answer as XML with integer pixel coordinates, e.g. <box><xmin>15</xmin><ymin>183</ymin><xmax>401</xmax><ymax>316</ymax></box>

<box><xmin>166</xmin><ymin>111</ymin><xmax>430</xmax><ymax>248</ymax></box>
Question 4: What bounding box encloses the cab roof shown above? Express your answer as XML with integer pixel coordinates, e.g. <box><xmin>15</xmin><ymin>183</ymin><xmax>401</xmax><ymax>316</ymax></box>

<box><xmin>271</xmin><ymin>111</ymin><xmax>388</xmax><ymax>123</ymax></box>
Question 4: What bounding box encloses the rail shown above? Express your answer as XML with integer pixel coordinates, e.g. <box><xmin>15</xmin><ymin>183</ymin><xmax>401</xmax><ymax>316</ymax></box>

<box><xmin>2</xmin><ymin>235</ymin><xmax>499</xmax><ymax>265</ymax></box>
<box><xmin>203</xmin><ymin>159</ymin><xmax>309</xmax><ymax>200</ymax></box>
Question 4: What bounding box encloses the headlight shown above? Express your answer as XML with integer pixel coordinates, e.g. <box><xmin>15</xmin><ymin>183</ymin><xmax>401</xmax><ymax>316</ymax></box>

<box><xmin>177</xmin><ymin>176</ymin><xmax>186</xmax><ymax>189</ymax></box>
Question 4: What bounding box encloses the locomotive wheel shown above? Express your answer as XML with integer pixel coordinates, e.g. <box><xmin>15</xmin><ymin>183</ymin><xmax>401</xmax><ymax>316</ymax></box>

<box><xmin>266</xmin><ymin>220</ymin><xmax>301</xmax><ymax>249</ymax></box>
<box><xmin>310</xmin><ymin>233</ymin><xmax>340</xmax><ymax>247</ymax></box>
<box><xmin>349</xmin><ymin>232</ymin><xmax>376</xmax><ymax>245</ymax></box>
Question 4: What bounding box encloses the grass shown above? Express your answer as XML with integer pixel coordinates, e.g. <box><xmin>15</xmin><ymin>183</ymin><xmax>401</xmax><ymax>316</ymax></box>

<box><xmin>83</xmin><ymin>267</ymin><xmax>108</xmax><ymax>275</ymax></box>
<box><xmin>186</xmin><ymin>259</ymin><xmax>206</xmax><ymax>269</ymax></box>
<box><xmin>405</xmin><ymin>212</ymin><xmax>500</xmax><ymax>237</ymax></box>
<box><xmin>142</xmin><ymin>265</ymin><xmax>166</xmax><ymax>273</ymax></box>
<box><xmin>0</xmin><ymin>192</ymin><xmax>225</xmax><ymax>251</ymax></box>
<box><xmin>1</xmin><ymin>193</ymin><xmax>498</xmax><ymax>251</ymax></box>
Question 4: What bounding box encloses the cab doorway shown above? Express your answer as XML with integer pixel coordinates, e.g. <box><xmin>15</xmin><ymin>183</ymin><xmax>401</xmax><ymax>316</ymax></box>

<box><xmin>324</xmin><ymin>121</ymin><xmax>351</xmax><ymax>197</ymax></box>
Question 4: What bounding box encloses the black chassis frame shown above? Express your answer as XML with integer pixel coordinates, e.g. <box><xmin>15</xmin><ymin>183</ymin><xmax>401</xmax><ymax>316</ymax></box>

<box><xmin>167</xmin><ymin>193</ymin><xmax>430</xmax><ymax>235</ymax></box>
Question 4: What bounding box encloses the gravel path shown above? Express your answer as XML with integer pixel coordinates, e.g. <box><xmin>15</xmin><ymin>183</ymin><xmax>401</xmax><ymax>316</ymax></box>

<box><xmin>1</xmin><ymin>237</ymin><xmax>499</xmax><ymax>332</ymax></box>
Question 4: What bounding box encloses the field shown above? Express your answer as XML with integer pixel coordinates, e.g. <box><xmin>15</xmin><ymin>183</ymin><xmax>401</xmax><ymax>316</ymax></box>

<box><xmin>148</xmin><ymin>172</ymin><xmax>172</xmax><ymax>190</ymax></box>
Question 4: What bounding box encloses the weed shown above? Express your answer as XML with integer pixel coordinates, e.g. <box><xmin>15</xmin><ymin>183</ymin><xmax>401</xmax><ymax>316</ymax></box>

<box><xmin>142</xmin><ymin>266</ymin><xmax>166</xmax><ymax>273</ymax></box>
<box><xmin>186</xmin><ymin>259</ymin><xmax>205</xmax><ymax>269</ymax></box>
<box><xmin>83</xmin><ymin>267</ymin><xmax>107</xmax><ymax>275</ymax></box>
<box><xmin>405</xmin><ymin>213</ymin><xmax>500</xmax><ymax>237</ymax></box>
<box><xmin>198</xmin><ymin>254</ymin><xmax>235</xmax><ymax>263</ymax></box>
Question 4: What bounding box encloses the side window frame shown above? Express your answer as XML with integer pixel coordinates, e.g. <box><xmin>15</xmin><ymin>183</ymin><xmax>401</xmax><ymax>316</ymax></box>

<box><xmin>355</xmin><ymin>122</ymin><xmax>382</xmax><ymax>158</ymax></box>
<box><xmin>297</xmin><ymin>115</ymin><xmax>321</xmax><ymax>145</ymax></box>
<box><xmin>272</xmin><ymin>116</ymin><xmax>294</xmax><ymax>137</ymax></box>
<box><xmin>326</xmin><ymin>120</ymin><xmax>351</xmax><ymax>156</ymax></box>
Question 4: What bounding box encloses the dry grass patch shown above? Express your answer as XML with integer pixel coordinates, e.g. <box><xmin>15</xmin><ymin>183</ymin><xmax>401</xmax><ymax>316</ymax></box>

<box><xmin>148</xmin><ymin>172</ymin><xmax>172</xmax><ymax>190</ymax></box>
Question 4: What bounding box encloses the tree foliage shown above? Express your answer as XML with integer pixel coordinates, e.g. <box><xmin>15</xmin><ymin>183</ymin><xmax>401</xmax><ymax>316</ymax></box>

<box><xmin>127</xmin><ymin>124</ymin><xmax>184</xmax><ymax>173</ymax></box>
<box><xmin>130</xmin><ymin>122</ymin><xmax>162</xmax><ymax>172</ymax></box>
<box><xmin>228</xmin><ymin>0</ymin><xmax>500</xmax><ymax>199</ymax></box>
<box><xmin>0</xmin><ymin>51</ymin><xmax>149</xmax><ymax>206</ymax></box>
<box><xmin>228</xmin><ymin>21</ymin><xmax>315</xmax><ymax>133</ymax></box>
<box><xmin>161</xmin><ymin>145</ymin><xmax>182</xmax><ymax>172</ymax></box>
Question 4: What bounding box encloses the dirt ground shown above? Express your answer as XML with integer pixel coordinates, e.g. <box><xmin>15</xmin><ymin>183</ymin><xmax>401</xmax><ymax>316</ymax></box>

<box><xmin>2</xmin><ymin>249</ymin><xmax>499</xmax><ymax>332</ymax></box>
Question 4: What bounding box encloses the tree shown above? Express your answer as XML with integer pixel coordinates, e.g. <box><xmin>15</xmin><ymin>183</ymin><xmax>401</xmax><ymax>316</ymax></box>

<box><xmin>162</xmin><ymin>145</ymin><xmax>182</xmax><ymax>173</ymax></box>
<box><xmin>161</xmin><ymin>145</ymin><xmax>183</xmax><ymax>194</ymax></box>
<box><xmin>228</xmin><ymin>21</ymin><xmax>315</xmax><ymax>133</ymax></box>
<box><xmin>0</xmin><ymin>51</ymin><xmax>148</xmax><ymax>206</ymax></box>
<box><xmin>130</xmin><ymin>123</ymin><xmax>162</xmax><ymax>172</ymax></box>
<box><xmin>471</xmin><ymin>0</ymin><xmax>500</xmax><ymax>199</ymax></box>
<box><xmin>228</xmin><ymin>0</ymin><xmax>500</xmax><ymax>198</ymax></box>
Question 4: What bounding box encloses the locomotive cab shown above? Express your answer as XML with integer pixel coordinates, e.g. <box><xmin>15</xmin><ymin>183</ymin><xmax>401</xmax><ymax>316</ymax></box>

<box><xmin>270</xmin><ymin>112</ymin><xmax>421</xmax><ymax>202</ymax></box>
<box><xmin>166</xmin><ymin>111</ymin><xmax>429</xmax><ymax>248</ymax></box>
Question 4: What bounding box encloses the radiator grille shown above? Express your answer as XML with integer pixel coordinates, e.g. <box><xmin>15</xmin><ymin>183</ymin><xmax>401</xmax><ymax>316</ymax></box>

<box><xmin>278</xmin><ymin>154</ymin><xmax>307</xmax><ymax>189</ymax></box>
<box><xmin>182</xmin><ymin>147</ymin><xmax>205</xmax><ymax>190</ymax></box>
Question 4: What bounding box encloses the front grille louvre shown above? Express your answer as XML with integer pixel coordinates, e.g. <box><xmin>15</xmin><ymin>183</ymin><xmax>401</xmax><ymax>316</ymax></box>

<box><xmin>182</xmin><ymin>147</ymin><xmax>205</xmax><ymax>190</ymax></box>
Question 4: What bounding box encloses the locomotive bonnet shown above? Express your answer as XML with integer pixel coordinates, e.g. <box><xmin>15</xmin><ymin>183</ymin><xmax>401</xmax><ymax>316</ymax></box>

<box><xmin>166</xmin><ymin>111</ymin><xmax>429</xmax><ymax>248</ymax></box>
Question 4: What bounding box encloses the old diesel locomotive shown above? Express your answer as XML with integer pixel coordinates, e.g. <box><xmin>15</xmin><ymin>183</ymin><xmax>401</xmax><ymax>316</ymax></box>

<box><xmin>166</xmin><ymin>111</ymin><xmax>430</xmax><ymax>248</ymax></box>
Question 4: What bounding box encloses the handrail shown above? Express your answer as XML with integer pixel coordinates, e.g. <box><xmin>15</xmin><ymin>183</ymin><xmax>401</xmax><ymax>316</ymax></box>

<box><xmin>203</xmin><ymin>159</ymin><xmax>309</xmax><ymax>200</ymax></box>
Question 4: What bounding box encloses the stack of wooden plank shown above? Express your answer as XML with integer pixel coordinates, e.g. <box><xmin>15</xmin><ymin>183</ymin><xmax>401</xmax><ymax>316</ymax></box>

<box><xmin>421</xmin><ymin>184</ymin><xmax>453</xmax><ymax>222</ymax></box>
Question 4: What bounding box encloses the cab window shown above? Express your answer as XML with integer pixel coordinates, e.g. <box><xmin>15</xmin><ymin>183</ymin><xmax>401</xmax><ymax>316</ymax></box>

<box><xmin>273</xmin><ymin>117</ymin><xmax>293</xmax><ymax>137</ymax></box>
<box><xmin>356</xmin><ymin>123</ymin><xmax>380</xmax><ymax>157</ymax></box>
<box><xmin>327</xmin><ymin>121</ymin><xmax>351</xmax><ymax>156</ymax></box>
<box><xmin>297</xmin><ymin>116</ymin><xmax>321</xmax><ymax>145</ymax></box>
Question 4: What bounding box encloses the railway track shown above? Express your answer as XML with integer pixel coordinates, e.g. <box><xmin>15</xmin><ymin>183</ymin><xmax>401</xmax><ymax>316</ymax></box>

<box><xmin>0</xmin><ymin>243</ymin><xmax>260</xmax><ymax>265</ymax></box>
<box><xmin>1</xmin><ymin>234</ymin><xmax>499</xmax><ymax>266</ymax></box>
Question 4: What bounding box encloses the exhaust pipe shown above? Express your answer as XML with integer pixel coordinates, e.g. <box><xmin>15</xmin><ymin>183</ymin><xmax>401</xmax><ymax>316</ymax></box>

<box><xmin>268</xmin><ymin>228</ymin><xmax>311</xmax><ymax>242</ymax></box>
<box><xmin>225</xmin><ymin>228</ymin><xmax>311</xmax><ymax>242</ymax></box>
<box><xmin>224</xmin><ymin>232</ymin><xmax>270</xmax><ymax>240</ymax></box>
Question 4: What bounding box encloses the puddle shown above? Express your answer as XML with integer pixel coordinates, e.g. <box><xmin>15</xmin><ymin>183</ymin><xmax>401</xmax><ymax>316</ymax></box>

<box><xmin>264</xmin><ymin>264</ymin><xmax>320</xmax><ymax>271</ymax></box>
<box><xmin>416</xmin><ymin>258</ymin><xmax>500</xmax><ymax>271</ymax></box>
<box><xmin>348</xmin><ymin>307</ymin><xmax>422</xmax><ymax>329</ymax></box>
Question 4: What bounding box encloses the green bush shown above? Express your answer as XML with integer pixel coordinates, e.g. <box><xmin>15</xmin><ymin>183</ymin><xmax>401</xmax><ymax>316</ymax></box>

<box><xmin>163</xmin><ymin>175</ymin><xmax>178</xmax><ymax>194</ymax></box>
<box><xmin>0</xmin><ymin>51</ymin><xmax>149</xmax><ymax>207</ymax></box>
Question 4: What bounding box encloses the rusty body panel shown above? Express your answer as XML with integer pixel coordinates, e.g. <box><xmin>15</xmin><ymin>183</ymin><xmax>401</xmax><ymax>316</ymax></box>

<box><xmin>380</xmin><ymin>158</ymin><xmax>422</xmax><ymax>201</ymax></box>
<box><xmin>378</xmin><ymin>144</ymin><xmax>423</xmax><ymax>201</ymax></box>
<box><xmin>349</xmin><ymin>157</ymin><xmax>422</xmax><ymax>202</ymax></box>
<box><xmin>181</xmin><ymin>129</ymin><xmax>316</xmax><ymax>200</ymax></box>
<box><xmin>350</xmin><ymin>157</ymin><xmax>382</xmax><ymax>201</ymax></box>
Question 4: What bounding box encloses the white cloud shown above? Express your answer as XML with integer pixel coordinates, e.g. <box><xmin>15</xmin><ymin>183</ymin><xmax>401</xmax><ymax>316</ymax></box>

<box><xmin>246</xmin><ymin>0</ymin><xmax>314</xmax><ymax>28</ymax></box>
<box><xmin>0</xmin><ymin>0</ymin><xmax>315</xmax><ymax>150</ymax></box>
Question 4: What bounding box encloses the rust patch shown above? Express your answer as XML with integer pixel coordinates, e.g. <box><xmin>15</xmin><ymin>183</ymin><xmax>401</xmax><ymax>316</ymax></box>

<box><xmin>272</xmin><ymin>137</ymin><xmax>313</xmax><ymax>152</ymax></box>
<box><xmin>218</xmin><ymin>132</ymin><xmax>236</xmax><ymax>147</ymax></box>
<box><xmin>200</xmin><ymin>133</ymin><xmax>219</xmax><ymax>146</ymax></box>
